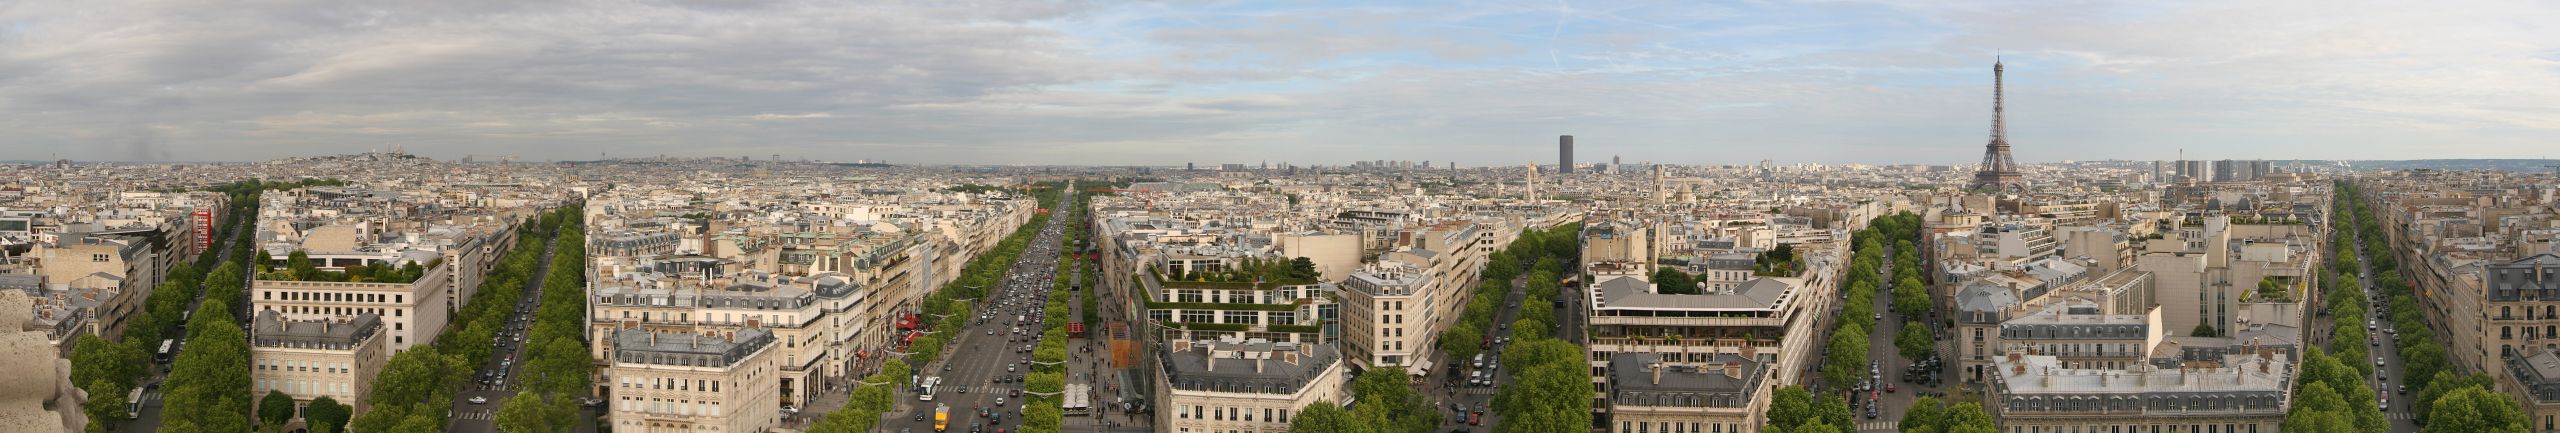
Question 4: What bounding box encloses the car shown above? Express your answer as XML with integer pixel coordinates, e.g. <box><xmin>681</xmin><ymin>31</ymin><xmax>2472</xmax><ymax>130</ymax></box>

<box><xmin>781</xmin><ymin>405</ymin><xmax>800</xmax><ymax>415</ymax></box>
<box><xmin>2380</xmin><ymin>399</ymin><xmax>2389</xmax><ymax>410</ymax></box>
<box><xmin>2398</xmin><ymin>385</ymin><xmax>2409</xmax><ymax>394</ymax></box>
<box><xmin>996</xmin><ymin>398</ymin><xmax>1007</xmax><ymax>407</ymax></box>
<box><xmin>915</xmin><ymin>413</ymin><xmax>926</xmax><ymax>422</ymax></box>
<box><xmin>1874</xmin><ymin>313</ymin><xmax>1882</xmax><ymax>321</ymax></box>
<box><xmin>1007</xmin><ymin>364</ymin><xmax>1016</xmax><ymax>372</ymax></box>
<box><xmin>960</xmin><ymin>387</ymin><xmax>969</xmax><ymax>394</ymax></box>
<box><xmin>981</xmin><ymin>408</ymin><xmax>992</xmax><ymax>417</ymax></box>
<box><xmin>468</xmin><ymin>396</ymin><xmax>489</xmax><ymax>404</ymax></box>
<box><xmin>1886</xmin><ymin>384</ymin><xmax>1897</xmax><ymax>393</ymax></box>
<box><xmin>2371</xmin><ymin>338</ymin><xmax>2380</xmax><ymax>346</ymax></box>
<box><xmin>1012</xmin><ymin>389</ymin><xmax>1022</xmax><ymax>397</ymax></box>
<box><xmin>2376</xmin><ymin>358</ymin><xmax>2386</xmax><ymax>367</ymax></box>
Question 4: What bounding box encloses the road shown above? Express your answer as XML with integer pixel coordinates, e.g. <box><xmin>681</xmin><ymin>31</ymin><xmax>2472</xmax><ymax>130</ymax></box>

<box><xmin>2345</xmin><ymin>198</ymin><xmax>2422</xmax><ymax>432</ymax></box>
<box><xmin>123</xmin><ymin>208</ymin><xmax>255</xmax><ymax>432</ymax></box>
<box><xmin>447</xmin><ymin>229</ymin><xmax>566</xmax><ymax>433</ymax></box>
<box><xmin>869</xmin><ymin>183</ymin><xmax>1073</xmax><ymax>433</ymax></box>
<box><xmin>1852</xmin><ymin>241</ymin><xmax>1947</xmax><ymax>432</ymax></box>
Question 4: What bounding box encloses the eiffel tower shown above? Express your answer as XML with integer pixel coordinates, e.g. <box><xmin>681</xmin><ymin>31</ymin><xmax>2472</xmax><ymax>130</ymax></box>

<box><xmin>1971</xmin><ymin>59</ymin><xmax>2026</xmax><ymax>192</ymax></box>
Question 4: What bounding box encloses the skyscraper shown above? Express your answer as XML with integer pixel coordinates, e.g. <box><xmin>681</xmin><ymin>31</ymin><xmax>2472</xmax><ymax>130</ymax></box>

<box><xmin>1969</xmin><ymin>60</ymin><xmax>2026</xmax><ymax>191</ymax></box>
<box><xmin>1559</xmin><ymin>135</ymin><xmax>1575</xmax><ymax>174</ymax></box>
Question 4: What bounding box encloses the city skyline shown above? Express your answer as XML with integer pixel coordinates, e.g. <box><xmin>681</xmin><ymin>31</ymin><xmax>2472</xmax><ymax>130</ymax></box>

<box><xmin>4</xmin><ymin>1</ymin><xmax>2557</xmax><ymax>165</ymax></box>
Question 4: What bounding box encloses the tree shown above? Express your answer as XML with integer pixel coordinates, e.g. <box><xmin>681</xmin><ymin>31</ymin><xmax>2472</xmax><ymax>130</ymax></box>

<box><xmin>259</xmin><ymin>390</ymin><xmax>297</xmax><ymax>427</ymax></box>
<box><xmin>79</xmin><ymin>379</ymin><xmax>127</xmax><ymax>432</ymax></box>
<box><xmin>1821</xmin><ymin>326</ymin><xmax>1870</xmax><ymax>387</ymax></box>
<box><xmin>1795</xmin><ymin>422</ymin><xmax>1845</xmax><ymax>433</ymax></box>
<box><xmin>1940</xmin><ymin>402</ymin><xmax>1997</xmax><ymax>433</ymax></box>
<box><xmin>303</xmin><ymin>397</ymin><xmax>352</xmax><ymax>433</ymax></box>
<box><xmin>1021</xmin><ymin>404</ymin><xmax>1065</xmax><ymax>433</ymax></box>
<box><xmin>1350</xmin><ymin>366</ymin><xmax>1440</xmax><ymax>433</ymax></box>
<box><xmin>1652</xmin><ymin>268</ymin><xmax>1698</xmax><ymax>294</ymax></box>
<box><xmin>1896</xmin><ymin>324</ymin><xmax>1935</xmax><ymax>364</ymax></box>
<box><xmin>1511</xmin><ymin>318</ymin><xmax>1551</xmax><ymax>341</ymax></box>
<box><xmin>2417</xmin><ymin>372</ymin><xmax>2496</xmax><ymax>425</ymax></box>
<box><xmin>1813</xmin><ymin>394</ymin><xmax>1854</xmax><ymax>433</ymax></box>
<box><xmin>1290</xmin><ymin>401</ymin><xmax>1378</xmax><ymax>433</ymax></box>
<box><xmin>2191</xmin><ymin>323</ymin><xmax>2217</xmax><ymax>337</ymax></box>
<box><xmin>1290</xmin><ymin>257</ymin><xmax>1320</xmax><ymax>280</ymax></box>
<box><xmin>1765</xmin><ymin>386</ymin><xmax>1815</xmax><ymax>429</ymax></box>
<box><xmin>2425</xmin><ymin>386</ymin><xmax>2530</xmax><ymax>433</ymax></box>
<box><xmin>1439</xmin><ymin>324</ymin><xmax>1482</xmax><ymax>367</ymax></box>
<box><xmin>1899</xmin><ymin>397</ymin><xmax>1945</xmax><ymax>433</ymax></box>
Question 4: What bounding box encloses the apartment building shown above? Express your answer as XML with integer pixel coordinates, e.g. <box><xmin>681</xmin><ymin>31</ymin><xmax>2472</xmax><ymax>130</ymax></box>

<box><xmin>1153</xmin><ymin>338</ymin><xmax>1347</xmax><ymax>433</ymax></box>
<box><xmin>251</xmin><ymin>265</ymin><xmax>452</xmax><ymax>353</ymax></box>
<box><xmin>1340</xmin><ymin>262</ymin><xmax>1435</xmax><ymax>371</ymax></box>
<box><xmin>590</xmin><ymin>270</ymin><xmax>837</xmax><ymax>409</ymax></box>
<box><xmin>606</xmin><ymin>327</ymin><xmax>781</xmax><ymax>433</ymax></box>
<box><xmin>249</xmin><ymin>311</ymin><xmax>387</xmax><ymax>418</ymax></box>
<box><xmin>1986</xmin><ymin>349</ymin><xmax>2291</xmax><ymax>433</ymax></box>
<box><xmin>1604</xmin><ymin>353</ymin><xmax>1768</xmax><ymax>433</ymax></box>
<box><xmin>2498</xmin><ymin>348</ymin><xmax>2560</xmax><ymax>432</ymax></box>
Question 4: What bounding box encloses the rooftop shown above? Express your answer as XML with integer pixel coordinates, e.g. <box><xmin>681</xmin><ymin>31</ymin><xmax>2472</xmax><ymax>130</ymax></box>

<box><xmin>1592</xmin><ymin>275</ymin><xmax>1795</xmax><ymax>311</ymax></box>
<box><xmin>1158</xmin><ymin>337</ymin><xmax>1339</xmax><ymax>395</ymax></box>
<box><xmin>1605</xmin><ymin>352</ymin><xmax>1766</xmax><ymax>409</ymax></box>
<box><xmin>612</xmin><ymin>327</ymin><xmax>775</xmax><ymax>368</ymax></box>
<box><xmin>252</xmin><ymin>310</ymin><xmax>383</xmax><ymax>350</ymax></box>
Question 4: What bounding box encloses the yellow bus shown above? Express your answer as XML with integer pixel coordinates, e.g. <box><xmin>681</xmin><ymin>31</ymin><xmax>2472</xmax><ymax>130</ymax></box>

<box><xmin>934</xmin><ymin>403</ymin><xmax>951</xmax><ymax>432</ymax></box>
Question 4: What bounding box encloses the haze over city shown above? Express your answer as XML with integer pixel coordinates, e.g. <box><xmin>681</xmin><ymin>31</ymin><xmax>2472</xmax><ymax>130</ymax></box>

<box><xmin>5</xmin><ymin>0</ymin><xmax>2559</xmax><ymax>164</ymax></box>
<box><xmin>16</xmin><ymin>3</ymin><xmax>2560</xmax><ymax>433</ymax></box>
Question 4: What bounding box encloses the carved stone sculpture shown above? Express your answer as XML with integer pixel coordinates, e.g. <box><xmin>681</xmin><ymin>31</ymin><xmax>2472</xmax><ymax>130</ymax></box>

<box><xmin>0</xmin><ymin>290</ymin><xmax>84</xmax><ymax>433</ymax></box>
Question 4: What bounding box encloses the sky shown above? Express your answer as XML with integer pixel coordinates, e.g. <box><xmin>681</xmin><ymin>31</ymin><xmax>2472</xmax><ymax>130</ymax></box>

<box><xmin>4</xmin><ymin>0</ymin><xmax>2557</xmax><ymax>166</ymax></box>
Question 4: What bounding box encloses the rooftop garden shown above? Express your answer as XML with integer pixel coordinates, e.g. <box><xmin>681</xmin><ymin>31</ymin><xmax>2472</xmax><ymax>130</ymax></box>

<box><xmin>1154</xmin><ymin>257</ymin><xmax>1322</xmax><ymax>290</ymax></box>
<box><xmin>256</xmin><ymin>250</ymin><xmax>438</xmax><ymax>284</ymax></box>
<box><xmin>1752</xmin><ymin>243</ymin><xmax>1803</xmax><ymax>277</ymax></box>
<box><xmin>2246</xmin><ymin>276</ymin><xmax>2301</xmax><ymax>303</ymax></box>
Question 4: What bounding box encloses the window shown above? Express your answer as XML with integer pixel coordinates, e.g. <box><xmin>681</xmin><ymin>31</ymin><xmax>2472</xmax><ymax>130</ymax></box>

<box><xmin>92</xmin><ymin>254</ymin><xmax>110</xmax><ymax>262</ymax></box>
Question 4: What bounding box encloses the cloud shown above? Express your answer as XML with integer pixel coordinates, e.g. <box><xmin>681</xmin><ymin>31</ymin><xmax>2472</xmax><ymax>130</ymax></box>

<box><xmin>750</xmin><ymin>112</ymin><xmax>834</xmax><ymax>120</ymax></box>
<box><xmin>0</xmin><ymin>0</ymin><xmax>2555</xmax><ymax>164</ymax></box>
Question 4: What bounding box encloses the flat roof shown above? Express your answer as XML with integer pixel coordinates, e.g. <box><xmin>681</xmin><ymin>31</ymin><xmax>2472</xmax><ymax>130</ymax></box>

<box><xmin>1592</xmin><ymin>275</ymin><xmax>1794</xmax><ymax>311</ymax></box>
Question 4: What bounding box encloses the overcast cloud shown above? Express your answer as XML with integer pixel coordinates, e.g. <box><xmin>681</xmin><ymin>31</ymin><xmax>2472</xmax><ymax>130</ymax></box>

<box><xmin>3</xmin><ymin>0</ymin><xmax>2556</xmax><ymax>165</ymax></box>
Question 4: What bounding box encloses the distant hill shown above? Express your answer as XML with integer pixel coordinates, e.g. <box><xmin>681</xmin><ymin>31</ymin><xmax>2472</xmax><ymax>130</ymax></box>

<box><xmin>2297</xmin><ymin>159</ymin><xmax>2560</xmax><ymax>172</ymax></box>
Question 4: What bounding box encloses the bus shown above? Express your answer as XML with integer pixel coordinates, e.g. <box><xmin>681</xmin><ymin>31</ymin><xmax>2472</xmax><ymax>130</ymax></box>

<box><xmin>125</xmin><ymin>387</ymin><xmax>145</xmax><ymax>419</ymax></box>
<box><xmin>1063</xmin><ymin>384</ymin><xmax>1091</xmax><ymax>416</ymax></box>
<box><xmin>918</xmin><ymin>376</ymin><xmax>941</xmax><ymax>401</ymax></box>
<box><xmin>155</xmin><ymin>339</ymin><xmax>176</xmax><ymax>364</ymax></box>
<box><xmin>933</xmin><ymin>404</ymin><xmax>951</xmax><ymax>432</ymax></box>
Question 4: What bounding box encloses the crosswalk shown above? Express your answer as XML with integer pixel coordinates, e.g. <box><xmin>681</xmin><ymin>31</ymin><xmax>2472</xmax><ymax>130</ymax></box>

<box><xmin>925</xmin><ymin>385</ymin><xmax>1020</xmax><ymax>396</ymax></box>
<box><xmin>456</xmin><ymin>409</ymin><xmax>496</xmax><ymax>420</ymax></box>
<box><xmin>2389</xmin><ymin>412</ymin><xmax>2415</xmax><ymax>420</ymax></box>
<box><xmin>1858</xmin><ymin>421</ymin><xmax>1898</xmax><ymax>431</ymax></box>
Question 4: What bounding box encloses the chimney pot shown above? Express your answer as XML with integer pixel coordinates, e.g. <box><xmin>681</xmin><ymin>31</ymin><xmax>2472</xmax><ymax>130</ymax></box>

<box><xmin>1651</xmin><ymin>363</ymin><xmax>1664</xmax><ymax>385</ymax></box>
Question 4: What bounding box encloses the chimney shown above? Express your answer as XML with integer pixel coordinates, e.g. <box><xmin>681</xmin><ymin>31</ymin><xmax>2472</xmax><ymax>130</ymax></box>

<box><xmin>1723</xmin><ymin>362</ymin><xmax>1741</xmax><ymax>379</ymax></box>
<box><xmin>1741</xmin><ymin>344</ymin><xmax>1759</xmax><ymax>360</ymax></box>
<box><xmin>1256</xmin><ymin>358</ymin><xmax>1265</xmax><ymax>374</ymax></box>
<box><xmin>649</xmin><ymin>331</ymin><xmax>658</xmax><ymax>346</ymax></box>
<box><xmin>1651</xmin><ymin>363</ymin><xmax>1664</xmax><ymax>385</ymax></box>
